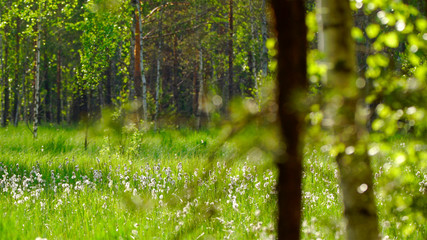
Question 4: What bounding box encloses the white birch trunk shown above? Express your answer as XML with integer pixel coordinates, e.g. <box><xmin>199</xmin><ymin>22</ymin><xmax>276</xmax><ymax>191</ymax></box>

<box><xmin>155</xmin><ymin>4</ymin><xmax>163</xmax><ymax>128</ymax></box>
<box><xmin>136</xmin><ymin>2</ymin><xmax>148</xmax><ymax>121</ymax></box>
<box><xmin>33</xmin><ymin>19</ymin><xmax>41</xmax><ymax>138</ymax></box>
<box><xmin>318</xmin><ymin>1</ymin><xmax>379</xmax><ymax>239</ymax></box>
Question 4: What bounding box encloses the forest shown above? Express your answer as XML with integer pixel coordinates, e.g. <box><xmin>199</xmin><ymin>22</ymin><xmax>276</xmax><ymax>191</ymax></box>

<box><xmin>0</xmin><ymin>0</ymin><xmax>426</xmax><ymax>239</ymax></box>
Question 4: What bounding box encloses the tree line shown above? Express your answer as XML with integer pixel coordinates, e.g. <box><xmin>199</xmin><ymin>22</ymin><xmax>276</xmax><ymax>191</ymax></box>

<box><xmin>0</xmin><ymin>0</ymin><xmax>270</xmax><ymax>134</ymax></box>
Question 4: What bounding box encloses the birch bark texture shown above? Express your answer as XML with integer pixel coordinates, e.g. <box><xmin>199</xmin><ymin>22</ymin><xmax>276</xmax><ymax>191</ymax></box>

<box><xmin>136</xmin><ymin>1</ymin><xmax>148</xmax><ymax>122</ymax></box>
<box><xmin>317</xmin><ymin>1</ymin><xmax>379</xmax><ymax>239</ymax></box>
<box><xmin>155</xmin><ymin>2</ymin><xmax>163</xmax><ymax>127</ymax></box>
<box><xmin>270</xmin><ymin>0</ymin><xmax>307</xmax><ymax>239</ymax></box>
<box><xmin>34</xmin><ymin>18</ymin><xmax>41</xmax><ymax>139</ymax></box>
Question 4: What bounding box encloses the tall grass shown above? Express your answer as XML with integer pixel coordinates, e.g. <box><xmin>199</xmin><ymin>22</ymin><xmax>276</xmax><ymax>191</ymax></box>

<box><xmin>0</xmin><ymin>125</ymin><xmax>425</xmax><ymax>239</ymax></box>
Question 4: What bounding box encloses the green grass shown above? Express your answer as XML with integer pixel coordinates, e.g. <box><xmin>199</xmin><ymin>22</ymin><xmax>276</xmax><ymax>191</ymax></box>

<box><xmin>0</xmin><ymin>124</ymin><xmax>425</xmax><ymax>239</ymax></box>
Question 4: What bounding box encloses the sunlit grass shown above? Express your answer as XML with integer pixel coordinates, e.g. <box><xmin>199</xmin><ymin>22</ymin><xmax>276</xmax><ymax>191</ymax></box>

<box><xmin>0</xmin><ymin>125</ymin><xmax>425</xmax><ymax>239</ymax></box>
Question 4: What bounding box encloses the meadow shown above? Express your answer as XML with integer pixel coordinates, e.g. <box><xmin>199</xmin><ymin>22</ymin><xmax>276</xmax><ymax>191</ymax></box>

<box><xmin>0</xmin><ymin>125</ymin><xmax>425</xmax><ymax>239</ymax></box>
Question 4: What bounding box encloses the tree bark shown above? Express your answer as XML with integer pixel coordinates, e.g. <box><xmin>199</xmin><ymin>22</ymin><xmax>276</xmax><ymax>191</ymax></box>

<box><xmin>12</xmin><ymin>17</ymin><xmax>20</xmax><ymax>126</ymax></box>
<box><xmin>0</xmin><ymin>8</ymin><xmax>2</xmax><ymax>124</ymax></box>
<box><xmin>129</xmin><ymin>14</ymin><xmax>136</xmax><ymax>101</ymax></box>
<box><xmin>318</xmin><ymin>1</ymin><xmax>379</xmax><ymax>239</ymax></box>
<box><xmin>271</xmin><ymin>0</ymin><xmax>307</xmax><ymax>239</ymax></box>
<box><xmin>33</xmin><ymin>19</ymin><xmax>41</xmax><ymax>138</ymax></box>
<box><xmin>192</xmin><ymin>60</ymin><xmax>198</xmax><ymax>119</ymax></box>
<box><xmin>1</xmin><ymin>26</ymin><xmax>9</xmax><ymax>127</ymax></box>
<box><xmin>155</xmin><ymin>4</ymin><xmax>163</xmax><ymax>127</ymax></box>
<box><xmin>136</xmin><ymin>0</ymin><xmax>148</xmax><ymax>121</ymax></box>
<box><xmin>249</xmin><ymin>0</ymin><xmax>258</xmax><ymax>101</ymax></box>
<box><xmin>196</xmin><ymin>46</ymin><xmax>203</xmax><ymax>130</ymax></box>
<box><xmin>172</xmin><ymin>34</ymin><xmax>179</xmax><ymax>112</ymax></box>
<box><xmin>43</xmin><ymin>49</ymin><xmax>51</xmax><ymax>122</ymax></box>
<box><xmin>261</xmin><ymin>0</ymin><xmax>268</xmax><ymax>78</ymax></box>
<box><xmin>227</xmin><ymin>0</ymin><xmax>234</xmax><ymax>104</ymax></box>
<box><xmin>56</xmin><ymin>49</ymin><xmax>62</xmax><ymax>124</ymax></box>
<box><xmin>21</xmin><ymin>56</ymin><xmax>27</xmax><ymax>123</ymax></box>
<box><xmin>133</xmin><ymin>3</ymin><xmax>142</xmax><ymax>121</ymax></box>
<box><xmin>105</xmin><ymin>59</ymin><xmax>113</xmax><ymax>107</ymax></box>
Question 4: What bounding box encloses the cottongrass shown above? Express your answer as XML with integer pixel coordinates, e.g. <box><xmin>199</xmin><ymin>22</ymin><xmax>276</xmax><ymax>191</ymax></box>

<box><xmin>0</xmin><ymin>160</ymin><xmax>277</xmax><ymax>239</ymax></box>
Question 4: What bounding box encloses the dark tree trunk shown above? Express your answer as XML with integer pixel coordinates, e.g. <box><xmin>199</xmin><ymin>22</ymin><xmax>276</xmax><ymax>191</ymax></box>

<box><xmin>192</xmin><ymin>61</ymin><xmax>199</xmax><ymax>118</ymax></box>
<box><xmin>2</xmin><ymin>42</ymin><xmax>9</xmax><ymax>127</ymax></box>
<box><xmin>129</xmin><ymin>8</ymin><xmax>136</xmax><ymax>101</ymax></box>
<box><xmin>21</xmin><ymin>56</ymin><xmax>27</xmax><ymax>123</ymax></box>
<box><xmin>247</xmin><ymin>50</ymin><xmax>255</xmax><ymax>97</ymax></box>
<box><xmin>172</xmin><ymin>34</ymin><xmax>179</xmax><ymax>113</ymax></box>
<box><xmin>44</xmin><ymin>50</ymin><xmax>52</xmax><ymax>122</ymax></box>
<box><xmin>271</xmin><ymin>0</ymin><xmax>307</xmax><ymax>239</ymax></box>
<box><xmin>12</xmin><ymin>17</ymin><xmax>20</xmax><ymax>126</ymax></box>
<box><xmin>134</xmin><ymin>8</ymin><xmax>142</xmax><ymax>101</ymax></box>
<box><xmin>105</xmin><ymin>61</ymin><xmax>113</xmax><ymax>107</ymax></box>
<box><xmin>228</xmin><ymin>0</ymin><xmax>234</xmax><ymax>103</ymax></box>
<box><xmin>56</xmin><ymin>50</ymin><xmax>62</xmax><ymax>124</ymax></box>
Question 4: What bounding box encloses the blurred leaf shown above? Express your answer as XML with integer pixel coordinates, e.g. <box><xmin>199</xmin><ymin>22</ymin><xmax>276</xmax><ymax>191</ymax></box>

<box><xmin>384</xmin><ymin>32</ymin><xmax>399</xmax><ymax>48</ymax></box>
<box><xmin>415</xmin><ymin>18</ymin><xmax>427</xmax><ymax>31</ymax></box>
<box><xmin>366</xmin><ymin>24</ymin><xmax>381</xmax><ymax>39</ymax></box>
<box><xmin>352</xmin><ymin>27</ymin><xmax>364</xmax><ymax>42</ymax></box>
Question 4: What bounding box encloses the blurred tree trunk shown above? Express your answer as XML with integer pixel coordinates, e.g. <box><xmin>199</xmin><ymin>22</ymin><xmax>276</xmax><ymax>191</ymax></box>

<box><xmin>0</xmin><ymin>9</ymin><xmax>2</xmax><ymax>126</ymax></box>
<box><xmin>271</xmin><ymin>0</ymin><xmax>307</xmax><ymax>239</ymax></box>
<box><xmin>172</xmin><ymin>34</ymin><xmax>179</xmax><ymax>113</ymax></box>
<box><xmin>133</xmin><ymin>1</ymin><xmax>142</xmax><ymax>121</ymax></box>
<box><xmin>136</xmin><ymin>0</ymin><xmax>148</xmax><ymax>121</ymax></box>
<box><xmin>155</xmin><ymin>4</ymin><xmax>163</xmax><ymax>127</ymax></box>
<box><xmin>129</xmin><ymin>11</ymin><xmax>136</xmax><ymax>101</ymax></box>
<box><xmin>21</xmin><ymin>55</ymin><xmax>27</xmax><ymax>123</ymax></box>
<box><xmin>43</xmin><ymin>48</ymin><xmax>52</xmax><ymax>122</ymax></box>
<box><xmin>196</xmin><ymin>46</ymin><xmax>203</xmax><ymax>129</ymax></box>
<box><xmin>1</xmin><ymin>34</ymin><xmax>9</xmax><ymax>127</ymax></box>
<box><xmin>261</xmin><ymin>0</ymin><xmax>268</xmax><ymax>78</ymax></box>
<box><xmin>12</xmin><ymin>17</ymin><xmax>20</xmax><ymax>126</ymax></box>
<box><xmin>33</xmin><ymin>19</ymin><xmax>41</xmax><ymax>138</ymax></box>
<box><xmin>227</xmin><ymin>0</ymin><xmax>234</xmax><ymax>104</ymax></box>
<box><xmin>192</xmin><ymin>60</ymin><xmax>198</xmax><ymax>119</ymax></box>
<box><xmin>318</xmin><ymin>0</ymin><xmax>379</xmax><ymax>239</ymax></box>
<box><xmin>105</xmin><ymin>59</ymin><xmax>113</xmax><ymax>107</ymax></box>
<box><xmin>56</xmin><ymin>49</ymin><xmax>62</xmax><ymax>124</ymax></box>
<box><xmin>249</xmin><ymin>0</ymin><xmax>258</xmax><ymax>101</ymax></box>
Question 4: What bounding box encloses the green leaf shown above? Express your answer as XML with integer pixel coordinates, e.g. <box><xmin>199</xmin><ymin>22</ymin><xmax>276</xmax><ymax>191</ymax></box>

<box><xmin>351</xmin><ymin>27</ymin><xmax>364</xmax><ymax>42</ymax></box>
<box><xmin>415</xmin><ymin>66</ymin><xmax>427</xmax><ymax>81</ymax></box>
<box><xmin>384</xmin><ymin>32</ymin><xmax>399</xmax><ymax>48</ymax></box>
<box><xmin>415</xmin><ymin>18</ymin><xmax>427</xmax><ymax>31</ymax></box>
<box><xmin>408</xmin><ymin>53</ymin><xmax>420</xmax><ymax>66</ymax></box>
<box><xmin>372</xmin><ymin>119</ymin><xmax>384</xmax><ymax>131</ymax></box>
<box><xmin>266</xmin><ymin>38</ymin><xmax>276</xmax><ymax>50</ymax></box>
<box><xmin>366</xmin><ymin>24</ymin><xmax>381</xmax><ymax>39</ymax></box>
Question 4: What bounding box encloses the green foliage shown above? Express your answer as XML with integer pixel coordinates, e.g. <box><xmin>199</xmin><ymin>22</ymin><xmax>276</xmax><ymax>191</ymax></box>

<box><xmin>307</xmin><ymin>0</ymin><xmax>427</xmax><ymax>238</ymax></box>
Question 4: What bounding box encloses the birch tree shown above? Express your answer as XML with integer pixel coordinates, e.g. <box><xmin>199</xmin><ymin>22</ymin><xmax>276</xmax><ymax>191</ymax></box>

<box><xmin>33</xmin><ymin>16</ymin><xmax>41</xmax><ymax>138</ymax></box>
<box><xmin>155</xmin><ymin>1</ymin><xmax>164</xmax><ymax>127</ymax></box>
<box><xmin>317</xmin><ymin>0</ymin><xmax>379</xmax><ymax>239</ymax></box>
<box><xmin>135</xmin><ymin>0</ymin><xmax>148</xmax><ymax>122</ymax></box>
